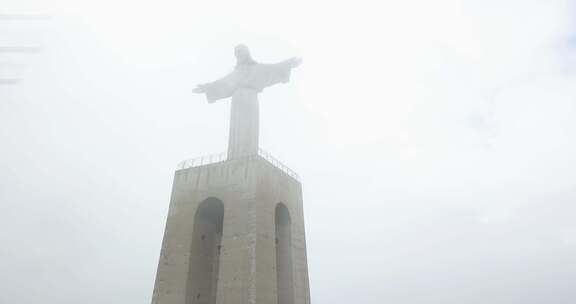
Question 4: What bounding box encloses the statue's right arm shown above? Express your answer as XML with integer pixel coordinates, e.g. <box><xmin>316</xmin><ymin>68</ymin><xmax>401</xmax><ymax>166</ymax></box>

<box><xmin>194</xmin><ymin>71</ymin><xmax>238</xmax><ymax>102</ymax></box>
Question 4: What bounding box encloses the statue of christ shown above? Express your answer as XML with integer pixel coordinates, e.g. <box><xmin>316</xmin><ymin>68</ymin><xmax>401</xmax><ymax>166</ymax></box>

<box><xmin>193</xmin><ymin>44</ymin><xmax>302</xmax><ymax>159</ymax></box>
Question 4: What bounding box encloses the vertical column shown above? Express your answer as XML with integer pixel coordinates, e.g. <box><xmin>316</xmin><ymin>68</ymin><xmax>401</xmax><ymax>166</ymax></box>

<box><xmin>228</xmin><ymin>88</ymin><xmax>259</xmax><ymax>159</ymax></box>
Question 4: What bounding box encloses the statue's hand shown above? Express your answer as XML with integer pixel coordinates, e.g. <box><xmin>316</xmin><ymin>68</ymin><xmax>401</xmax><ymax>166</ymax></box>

<box><xmin>193</xmin><ymin>85</ymin><xmax>206</xmax><ymax>94</ymax></box>
<box><xmin>289</xmin><ymin>57</ymin><xmax>302</xmax><ymax>68</ymax></box>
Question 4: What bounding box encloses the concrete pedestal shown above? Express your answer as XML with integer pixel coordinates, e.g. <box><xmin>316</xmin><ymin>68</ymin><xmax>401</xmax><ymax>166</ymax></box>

<box><xmin>151</xmin><ymin>155</ymin><xmax>311</xmax><ymax>304</ymax></box>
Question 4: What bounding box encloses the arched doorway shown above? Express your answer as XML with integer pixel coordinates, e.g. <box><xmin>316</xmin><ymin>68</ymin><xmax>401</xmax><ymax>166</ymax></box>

<box><xmin>275</xmin><ymin>203</ymin><xmax>294</xmax><ymax>304</ymax></box>
<box><xmin>187</xmin><ymin>198</ymin><xmax>224</xmax><ymax>304</ymax></box>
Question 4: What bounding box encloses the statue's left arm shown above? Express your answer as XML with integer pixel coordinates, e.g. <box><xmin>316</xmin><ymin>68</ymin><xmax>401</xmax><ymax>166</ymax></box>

<box><xmin>249</xmin><ymin>57</ymin><xmax>302</xmax><ymax>90</ymax></box>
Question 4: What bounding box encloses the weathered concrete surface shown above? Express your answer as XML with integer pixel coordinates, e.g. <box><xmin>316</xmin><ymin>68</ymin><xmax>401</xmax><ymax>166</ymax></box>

<box><xmin>151</xmin><ymin>155</ymin><xmax>311</xmax><ymax>304</ymax></box>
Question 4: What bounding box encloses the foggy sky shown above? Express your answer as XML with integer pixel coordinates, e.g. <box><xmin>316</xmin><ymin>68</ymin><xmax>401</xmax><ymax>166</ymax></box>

<box><xmin>1</xmin><ymin>0</ymin><xmax>576</xmax><ymax>303</ymax></box>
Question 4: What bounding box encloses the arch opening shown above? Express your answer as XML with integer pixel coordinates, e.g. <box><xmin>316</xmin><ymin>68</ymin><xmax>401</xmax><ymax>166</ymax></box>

<box><xmin>187</xmin><ymin>198</ymin><xmax>224</xmax><ymax>304</ymax></box>
<box><xmin>275</xmin><ymin>203</ymin><xmax>294</xmax><ymax>304</ymax></box>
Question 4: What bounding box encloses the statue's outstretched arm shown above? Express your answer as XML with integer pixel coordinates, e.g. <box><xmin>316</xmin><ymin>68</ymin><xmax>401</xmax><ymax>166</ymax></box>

<box><xmin>288</xmin><ymin>57</ymin><xmax>302</xmax><ymax>68</ymax></box>
<box><xmin>193</xmin><ymin>71</ymin><xmax>238</xmax><ymax>103</ymax></box>
<box><xmin>249</xmin><ymin>57</ymin><xmax>302</xmax><ymax>89</ymax></box>
<box><xmin>193</xmin><ymin>84</ymin><xmax>208</xmax><ymax>94</ymax></box>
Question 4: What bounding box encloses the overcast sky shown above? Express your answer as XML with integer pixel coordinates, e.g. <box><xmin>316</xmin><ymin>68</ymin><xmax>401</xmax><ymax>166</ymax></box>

<box><xmin>1</xmin><ymin>0</ymin><xmax>576</xmax><ymax>303</ymax></box>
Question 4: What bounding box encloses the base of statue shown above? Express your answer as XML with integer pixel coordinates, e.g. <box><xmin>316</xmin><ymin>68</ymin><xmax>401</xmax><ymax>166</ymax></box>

<box><xmin>151</xmin><ymin>151</ymin><xmax>311</xmax><ymax>304</ymax></box>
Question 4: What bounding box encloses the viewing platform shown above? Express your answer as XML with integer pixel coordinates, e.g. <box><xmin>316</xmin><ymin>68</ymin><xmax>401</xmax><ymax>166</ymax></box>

<box><xmin>177</xmin><ymin>148</ymin><xmax>300</xmax><ymax>182</ymax></box>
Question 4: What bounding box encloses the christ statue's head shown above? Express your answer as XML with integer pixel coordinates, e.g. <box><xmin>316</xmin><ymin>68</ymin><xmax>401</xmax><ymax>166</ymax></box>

<box><xmin>235</xmin><ymin>44</ymin><xmax>256</xmax><ymax>66</ymax></box>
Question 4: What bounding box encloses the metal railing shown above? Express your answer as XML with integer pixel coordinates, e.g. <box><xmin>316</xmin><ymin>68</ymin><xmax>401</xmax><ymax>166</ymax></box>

<box><xmin>257</xmin><ymin>148</ymin><xmax>300</xmax><ymax>181</ymax></box>
<box><xmin>177</xmin><ymin>152</ymin><xmax>227</xmax><ymax>170</ymax></box>
<box><xmin>176</xmin><ymin>149</ymin><xmax>300</xmax><ymax>181</ymax></box>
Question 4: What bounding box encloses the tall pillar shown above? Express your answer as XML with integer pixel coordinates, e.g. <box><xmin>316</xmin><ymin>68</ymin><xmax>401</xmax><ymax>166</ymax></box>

<box><xmin>151</xmin><ymin>155</ymin><xmax>311</xmax><ymax>304</ymax></box>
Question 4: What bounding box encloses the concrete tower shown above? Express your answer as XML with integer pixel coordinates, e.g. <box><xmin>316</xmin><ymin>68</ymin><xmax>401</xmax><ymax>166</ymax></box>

<box><xmin>151</xmin><ymin>46</ymin><xmax>311</xmax><ymax>304</ymax></box>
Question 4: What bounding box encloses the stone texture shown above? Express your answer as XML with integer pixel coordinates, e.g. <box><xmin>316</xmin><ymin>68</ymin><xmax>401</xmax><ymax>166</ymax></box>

<box><xmin>151</xmin><ymin>155</ymin><xmax>311</xmax><ymax>304</ymax></box>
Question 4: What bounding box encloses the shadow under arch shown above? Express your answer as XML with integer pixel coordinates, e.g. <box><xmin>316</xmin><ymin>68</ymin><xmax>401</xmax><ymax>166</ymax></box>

<box><xmin>187</xmin><ymin>197</ymin><xmax>224</xmax><ymax>304</ymax></box>
<box><xmin>275</xmin><ymin>203</ymin><xmax>294</xmax><ymax>304</ymax></box>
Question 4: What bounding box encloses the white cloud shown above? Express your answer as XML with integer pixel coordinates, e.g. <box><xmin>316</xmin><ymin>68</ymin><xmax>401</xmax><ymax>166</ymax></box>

<box><xmin>1</xmin><ymin>0</ymin><xmax>576</xmax><ymax>303</ymax></box>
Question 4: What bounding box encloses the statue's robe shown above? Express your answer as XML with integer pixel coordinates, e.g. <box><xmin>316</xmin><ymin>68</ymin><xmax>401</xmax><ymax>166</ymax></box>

<box><xmin>199</xmin><ymin>59</ymin><xmax>296</xmax><ymax>159</ymax></box>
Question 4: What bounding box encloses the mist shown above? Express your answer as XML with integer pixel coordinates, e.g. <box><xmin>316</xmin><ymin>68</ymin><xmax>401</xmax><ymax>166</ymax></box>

<box><xmin>1</xmin><ymin>0</ymin><xmax>576</xmax><ymax>303</ymax></box>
